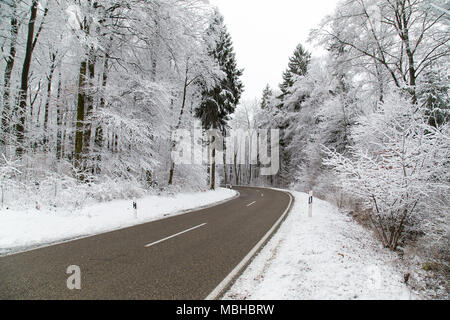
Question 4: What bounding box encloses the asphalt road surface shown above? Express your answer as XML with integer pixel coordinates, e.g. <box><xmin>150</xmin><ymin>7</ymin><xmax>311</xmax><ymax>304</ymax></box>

<box><xmin>0</xmin><ymin>186</ymin><xmax>291</xmax><ymax>299</ymax></box>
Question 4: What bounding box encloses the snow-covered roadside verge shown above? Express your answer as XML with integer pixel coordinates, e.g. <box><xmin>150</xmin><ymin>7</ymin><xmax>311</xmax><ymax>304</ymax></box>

<box><xmin>224</xmin><ymin>190</ymin><xmax>414</xmax><ymax>300</ymax></box>
<box><xmin>0</xmin><ymin>188</ymin><xmax>237</xmax><ymax>256</ymax></box>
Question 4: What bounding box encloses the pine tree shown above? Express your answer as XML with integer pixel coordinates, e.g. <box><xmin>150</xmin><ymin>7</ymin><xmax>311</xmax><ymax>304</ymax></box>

<box><xmin>260</xmin><ymin>84</ymin><xmax>273</xmax><ymax>109</ymax></box>
<box><xmin>419</xmin><ymin>66</ymin><xmax>449</xmax><ymax>127</ymax></box>
<box><xmin>279</xmin><ymin>44</ymin><xmax>311</xmax><ymax>97</ymax></box>
<box><xmin>195</xmin><ymin>11</ymin><xmax>243</xmax><ymax>190</ymax></box>
<box><xmin>269</xmin><ymin>44</ymin><xmax>312</xmax><ymax>186</ymax></box>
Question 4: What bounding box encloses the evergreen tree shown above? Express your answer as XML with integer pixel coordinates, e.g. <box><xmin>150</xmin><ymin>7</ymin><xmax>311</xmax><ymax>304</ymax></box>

<box><xmin>419</xmin><ymin>66</ymin><xmax>449</xmax><ymax>127</ymax></box>
<box><xmin>270</xmin><ymin>44</ymin><xmax>311</xmax><ymax>186</ymax></box>
<box><xmin>279</xmin><ymin>44</ymin><xmax>311</xmax><ymax>97</ymax></box>
<box><xmin>195</xmin><ymin>12</ymin><xmax>243</xmax><ymax>190</ymax></box>
<box><xmin>260</xmin><ymin>84</ymin><xmax>273</xmax><ymax>109</ymax></box>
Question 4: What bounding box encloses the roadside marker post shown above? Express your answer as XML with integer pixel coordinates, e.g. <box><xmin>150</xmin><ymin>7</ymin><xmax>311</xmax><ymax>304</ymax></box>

<box><xmin>133</xmin><ymin>199</ymin><xmax>137</xmax><ymax>218</ymax></box>
<box><xmin>308</xmin><ymin>191</ymin><xmax>313</xmax><ymax>217</ymax></box>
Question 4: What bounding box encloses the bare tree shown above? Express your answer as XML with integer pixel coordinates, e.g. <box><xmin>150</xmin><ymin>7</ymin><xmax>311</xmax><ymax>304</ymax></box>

<box><xmin>312</xmin><ymin>0</ymin><xmax>449</xmax><ymax>102</ymax></box>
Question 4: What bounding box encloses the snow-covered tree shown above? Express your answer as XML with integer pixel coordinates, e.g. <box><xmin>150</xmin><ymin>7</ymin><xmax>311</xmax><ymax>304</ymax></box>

<box><xmin>324</xmin><ymin>93</ymin><xmax>449</xmax><ymax>250</ymax></box>
<box><xmin>279</xmin><ymin>43</ymin><xmax>311</xmax><ymax>100</ymax></box>
<box><xmin>260</xmin><ymin>84</ymin><xmax>273</xmax><ymax>110</ymax></box>
<box><xmin>312</xmin><ymin>0</ymin><xmax>450</xmax><ymax>103</ymax></box>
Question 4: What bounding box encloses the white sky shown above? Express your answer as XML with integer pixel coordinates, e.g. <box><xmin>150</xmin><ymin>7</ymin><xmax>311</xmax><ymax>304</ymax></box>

<box><xmin>208</xmin><ymin>0</ymin><xmax>340</xmax><ymax>101</ymax></box>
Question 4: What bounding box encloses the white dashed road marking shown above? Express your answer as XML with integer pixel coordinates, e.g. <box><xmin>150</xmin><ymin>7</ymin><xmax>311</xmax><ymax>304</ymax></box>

<box><xmin>145</xmin><ymin>223</ymin><xmax>207</xmax><ymax>248</ymax></box>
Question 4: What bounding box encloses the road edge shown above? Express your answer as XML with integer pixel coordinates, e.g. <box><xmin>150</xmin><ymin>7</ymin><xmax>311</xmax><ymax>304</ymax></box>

<box><xmin>205</xmin><ymin>187</ymin><xmax>294</xmax><ymax>300</ymax></box>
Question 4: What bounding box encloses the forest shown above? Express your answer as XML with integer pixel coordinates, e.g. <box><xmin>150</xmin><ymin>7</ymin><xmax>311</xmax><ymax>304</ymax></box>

<box><xmin>0</xmin><ymin>0</ymin><xmax>243</xmax><ymax>208</ymax></box>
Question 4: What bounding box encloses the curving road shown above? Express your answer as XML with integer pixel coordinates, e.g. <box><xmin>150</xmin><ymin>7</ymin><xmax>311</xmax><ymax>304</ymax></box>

<box><xmin>0</xmin><ymin>186</ymin><xmax>291</xmax><ymax>299</ymax></box>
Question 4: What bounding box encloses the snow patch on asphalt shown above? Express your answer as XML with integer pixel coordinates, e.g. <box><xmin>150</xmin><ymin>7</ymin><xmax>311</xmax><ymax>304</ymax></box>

<box><xmin>224</xmin><ymin>190</ymin><xmax>413</xmax><ymax>300</ymax></box>
<box><xmin>0</xmin><ymin>188</ymin><xmax>237</xmax><ymax>256</ymax></box>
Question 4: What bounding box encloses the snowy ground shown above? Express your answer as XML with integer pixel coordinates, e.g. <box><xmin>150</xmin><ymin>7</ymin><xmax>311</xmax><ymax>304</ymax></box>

<box><xmin>224</xmin><ymin>190</ymin><xmax>414</xmax><ymax>300</ymax></box>
<box><xmin>0</xmin><ymin>188</ymin><xmax>237</xmax><ymax>256</ymax></box>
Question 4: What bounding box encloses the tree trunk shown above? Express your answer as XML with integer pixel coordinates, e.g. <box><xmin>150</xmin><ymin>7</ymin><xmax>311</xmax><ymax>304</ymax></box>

<box><xmin>1</xmin><ymin>6</ymin><xmax>18</xmax><ymax>146</ymax></box>
<box><xmin>43</xmin><ymin>52</ymin><xmax>57</xmax><ymax>148</ymax></box>
<box><xmin>396</xmin><ymin>0</ymin><xmax>417</xmax><ymax>104</ymax></box>
<box><xmin>114</xmin><ymin>133</ymin><xmax>118</xmax><ymax>153</ymax></box>
<box><xmin>93</xmin><ymin>49</ymin><xmax>110</xmax><ymax>175</ymax></box>
<box><xmin>82</xmin><ymin>50</ymin><xmax>96</xmax><ymax>175</ymax></box>
<box><xmin>211</xmin><ymin>126</ymin><xmax>216</xmax><ymax>190</ymax></box>
<box><xmin>56</xmin><ymin>70</ymin><xmax>63</xmax><ymax>160</ymax></box>
<box><xmin>222</xmin><ymin>130</ymin><xmax>227</xmax><ymax>185</ymax></box>
<box><xmin>207</xmin><ymin>132</ymin><xmax>210</xmax><ymax>187</ymax></box>
<box><xmin>75</xmin><ymin>60</ymin><xmax>87</xmax><ymax>178</ymax></box>
<box><xmin>61</xmin><ymin>103</ymin><xmax>69</xmax><ymax>160</ymax></box>
<box><xmin>234</xmin><ymin>153</ymin><xmax>239</xmax><ymax>185</ymax></box>
<box><xmin>15</xmin><ymin>1</ymin><xmax>38</xmax><ymax>157</ymax></box>
<box><xmin>168</xmin><ymin>161</ymin><xmax>175</xmax><ymax>185</ymax></box>
<box><xmin>168</xmin><ymin>65</ymin><xmax>189</xmax><ymax>185</ymax></box>
<box><xmin>405</xmin><ymin>48</ymin><xmax>417</xmax><ymax>103</ymax></box>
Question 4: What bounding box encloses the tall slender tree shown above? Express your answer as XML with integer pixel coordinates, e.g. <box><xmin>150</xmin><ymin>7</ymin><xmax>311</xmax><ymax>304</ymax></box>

<box><xmin>1</xmin><ymin>1</ymin><xmax>19</xmax><ymax>146</ymax></box>
<box><xmin>15</xmin><ymin>0</ymin><xmax>48</xmax><ymax>156</ymax></box>
<box><xmin>195</xmin><ymin>12</ymin><xmax>243</xmax><ymax>190</ymax></box>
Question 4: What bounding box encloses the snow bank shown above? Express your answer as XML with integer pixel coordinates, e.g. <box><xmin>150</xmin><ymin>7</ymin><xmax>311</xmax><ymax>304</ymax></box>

<box><xmin>224</xmin><ymin>190</ymin><xmax>413</xmax><ymax>300</ymax></box>
<box><xmin>0</xmin><ymin>188</ymin><xmax>237</xmax><ymax>256</ymax></box>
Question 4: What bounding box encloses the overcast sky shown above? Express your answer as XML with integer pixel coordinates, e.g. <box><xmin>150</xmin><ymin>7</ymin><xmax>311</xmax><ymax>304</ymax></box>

<box><xmin>208</xmin><ymin>0</ymin><xmax>340</xmax><ymax>101</ymax></box>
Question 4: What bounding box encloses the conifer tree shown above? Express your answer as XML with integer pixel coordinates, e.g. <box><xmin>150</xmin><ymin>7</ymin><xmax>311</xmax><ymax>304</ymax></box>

<box><xmin>279</xmin><ymin>44</ymin><xmax>311</xmax><ymax>97</ymax></box>
<box><xmin>260</xmin><ymin>84</ymin><xmax>273</xmax><ymax>109</ymax></box>
<box><xmin>195</xmin><ymin>12</ymin><xmax>243</xmax><ymax>190</ymax></box>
